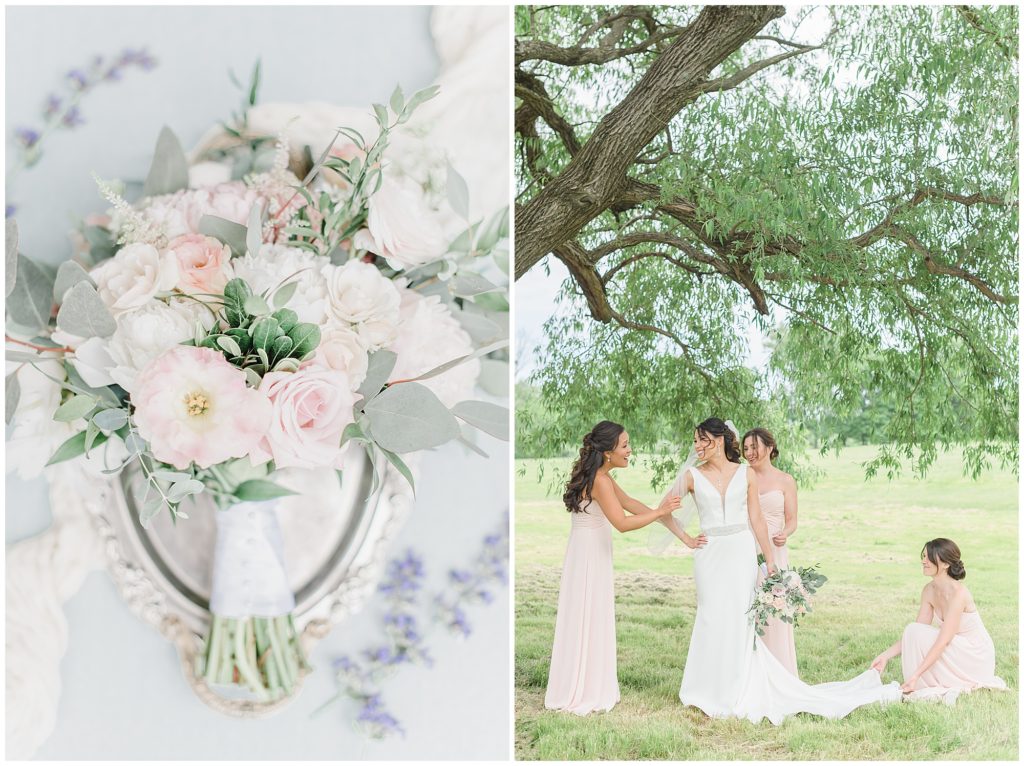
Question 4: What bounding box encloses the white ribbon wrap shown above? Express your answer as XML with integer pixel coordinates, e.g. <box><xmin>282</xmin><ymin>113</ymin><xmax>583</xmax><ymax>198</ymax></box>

<box><xmin>208</xmin><ymin>501</ymin><xmax>295</xmax><ymax>619</ymax></box>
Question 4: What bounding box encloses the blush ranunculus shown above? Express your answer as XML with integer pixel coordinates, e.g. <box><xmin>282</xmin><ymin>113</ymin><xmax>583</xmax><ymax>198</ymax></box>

<box><xmin>132</xmin><ymin>346</ymin><xmax>272</xmax><ymax>469</ymax></box>
<box><xmin>249</xmin><ymin>366</ymin><xmax>358</xmax><ymax>470</ymax></box>
<box><xmin>166</xmin><ymin>233</ymin><xmax>233</xmax><ymax>294</ymax></box>
<box><xmin>91</xmin><ymin>242</ymin><xmax>179</xmax><ymax>315</ymax></box>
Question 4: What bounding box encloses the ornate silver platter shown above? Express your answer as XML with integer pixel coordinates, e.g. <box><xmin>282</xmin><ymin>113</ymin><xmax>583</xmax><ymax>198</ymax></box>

<box><xmin>87</xmin><ymin>451</ymin><xmax>414</xmax><ymax>717</ymax></box>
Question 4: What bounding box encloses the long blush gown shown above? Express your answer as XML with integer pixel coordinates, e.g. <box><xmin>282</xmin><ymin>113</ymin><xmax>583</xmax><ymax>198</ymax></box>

<box><xmin>679</xmin><ymin>464</ymin><xmax>901</xmax><ymax>724</ymax></box>
<box><xmin>544</xmin><ymin>499</ymin><xmax>620</xmax><ymax>715</ymax></box>
<box><xmin>901</xmin><ymin>610</ymin><xmax>1007</xmax><ymax>704</ymax></box>
<box><xmin>754</xmin><ymin>490</ymin><xmax>799</xmax><ymax>676</ymax></box>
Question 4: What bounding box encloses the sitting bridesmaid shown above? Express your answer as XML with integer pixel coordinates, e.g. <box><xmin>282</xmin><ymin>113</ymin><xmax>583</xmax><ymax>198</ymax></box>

<box><xmin>743</xmin><ymin>427</ymin><xmax>799</xmax><ymax>677</ymax></box>
<box><xmin>871</xmin><ymin>538</ymin><xmax>1007</xmax><ymax>703</ymax></box>
<box><xmin>544</xmin><ymin>421</ymin><xmax>678</xmax><ymax>715</ymax></box>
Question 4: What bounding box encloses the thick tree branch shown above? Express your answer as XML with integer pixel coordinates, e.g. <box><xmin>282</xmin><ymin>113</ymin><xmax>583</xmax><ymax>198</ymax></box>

<box><xmin>515</xmin><ymin>70</ymin><xmax>582</xmax><ymax>156</ymax></box>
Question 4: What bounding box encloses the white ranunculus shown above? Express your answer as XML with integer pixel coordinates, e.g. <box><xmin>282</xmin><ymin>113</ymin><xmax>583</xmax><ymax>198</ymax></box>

<box><xmin>231</xmin><ymin>245</ymin><xmax>331</xmax><ymax>326</ymax></box>
<box><xmin>48</xmin><ymin>331</ymin><xmax>118</xmax><ymax>388</ymax></box>
<box><xmin>188</xmin><ymin>161</ymin><xmax>233</xmax><ymax>189</ymax></box>
<box><xmin>106</xmin><ymin>299</ymin><xmax>218</xmax><ymax>394</ymax></box>
<box><xmin>387</xmin><ymin>286</ymin><xmax>479</xmax><ymax>408</ymax></box>
<box><xmin>354</xmin><ymin>175</ymin><xmax>449</xmax><ymax>271</ymax></box>
<box><xmin>90</xmin><ymin>242</ymin><xmax>179</xmax><ymax>315</ymax></box>
<box><xmin>6</xmin><ymin>360</ymin><xmax>80</xmax><ymax>479</ymax></box>
<box><xmin>322</xmin><ymin>259</ymin><xmax>401</xmax><ymax>351</ymax></box>
<box><xmin>315</xmin><ymin>324</ymin><xmax>369</xmax><ymax>388</ymax></box>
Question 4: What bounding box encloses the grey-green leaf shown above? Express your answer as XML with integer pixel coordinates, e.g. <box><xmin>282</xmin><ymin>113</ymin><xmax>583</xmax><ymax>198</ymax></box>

<box><xmin>53</xmin><ymin>261</ymin><xmax>94</xmax><ymax>303</ymax></box>
<box><xmin>198</xmin><ymin>215</ymin><xmax>248</xmax><ymax>256</ymax></box>
<box><xmin>234</xmin><ymin>479</ymin><xmax>298</xmax><ymax>501</ymax></box>
<box><xmin>451</xmin><ymin>273</ymin><xmax>501</xmax><ymax>298</ymax></box>
<box><xmin>143</xmin><ymin>126</ymin><xmax>189</xmax><ymax>197</ymax></box>
<box><xmin>8</xmin><ymin>254</ymin><xmax>54</xmax><ymax>333</ymax></box>
<box><xmin>243</xmin><ymin>294</ymin><xmax>271</xmax><ymax>316</ymax></box>
<box><xmin>251</xmin><ymin>317</ymin><xmax>279</xmax><ymax>349</ymax></box>
<box><xmin>92</xmin><ymin>407</ymin><xmax>128</xmax><ymax>431</ymax></box>
<box><xmin>55</xmin><ymin>281</ymin><xmax>116</xmax><ymax>338</ymax></box>
<box><xmin>272</xmin><ymin>281</ymin><xmax>298</xmax><ymax>309</ymax></box>
<box><xmin>363</xmin><ymin>381</ymin><xmax>459</xmax><ymax>453</ymax></box>
<box><xmin>451</xmin><ymin>400</ymin><xmax>509</xmax><ymax>441</ymax></box>
<box><xmin>379</xmin><ymin>445</ymin><xmax>415</xmax><ymax>494</ymax></box>
<box><xmin>54</xmin><ymin>394</ymin><xmax>97</xmax><ymax>422</ymax></box>
<box><xmin>217</xmin><ymin>335</ymin><xmax>243</xmax><ymax>358</ymax></box>
<box><xmin>167</xmin><ymin>479</ymin><xmax>204</xmax><ymax>503</ymax></box>
<box><xmin>6</xmin><ymin>371</ymin><xmax>20</xmax><ymax>425</ymax></box>
<box><xmin>246</xmin><ymin>203</ymin><xmax>263</xmax><ymax>258</ymax></box>
<box><xmin>286</xmin><ymin>322</ymin><xmax>320</xmax><ymax>357</ymax></box>
<box><xmin>357</xmin><ymin>350</ymin><xmax>398</xmax><ymax>400</ymax></box>
<box><xmin>46</xmin><ymin>429</ymin><xmax>110</xmax><ymax>466</ymax></box>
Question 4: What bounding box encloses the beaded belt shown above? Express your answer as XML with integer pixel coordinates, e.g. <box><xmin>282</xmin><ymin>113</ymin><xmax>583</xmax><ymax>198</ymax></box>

<box><xmin>702</xmin><ymin>523</ymin><xmax>749</xmax><ymax>537</ymax></box>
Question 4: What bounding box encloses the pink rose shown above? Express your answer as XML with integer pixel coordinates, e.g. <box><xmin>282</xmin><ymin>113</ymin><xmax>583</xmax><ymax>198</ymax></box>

<box><xmin>771</xmin><ymin>585</ymin><xmax>786</xmax><ymax>597</ymax></box>
<box><xmin>133</xmin><ymin>346</ymin><xmax>272</xmax><ymax>469</ymax></box>
<box><xmin>166</xmin><ymin>233</ymin><xmax>233</xmax><ymax>294</ymax></box>
<box><xmin>249</xmin><ymin>366</ymin><xmax>358</xmax><ymax>469</ymax></box>
<box><xmin>772</xmin><ymin>597</ymin><xmax>786</xmax><ymax>610</ymax></box>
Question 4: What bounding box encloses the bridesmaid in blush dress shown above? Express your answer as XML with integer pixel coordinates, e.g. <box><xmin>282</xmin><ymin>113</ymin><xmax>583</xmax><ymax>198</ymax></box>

<box><xmin>743</xmin><ymin>427</ymin><xmax>799</xmax><ymax>676</ymax></box>
<box><xmin>871</xmin><ymin>538</ymin><xmax>1007</xmax><ymax>704</ymax></box>
<box><xmin>544</xmin><ymin>421</ymin><xmax>679</xmax><ymax>715</ymax></box>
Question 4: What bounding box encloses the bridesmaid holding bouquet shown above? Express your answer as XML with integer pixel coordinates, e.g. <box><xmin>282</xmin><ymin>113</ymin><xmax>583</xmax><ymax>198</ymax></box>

<box><xmin>544</xmin><ymin>421</ymin><xmax>679</xmax><ymax>715</ymax></box>
<box><xmin>743</xmin><ymin>427</ymin><xmax>800</xmax><ymax>676</ymax></box>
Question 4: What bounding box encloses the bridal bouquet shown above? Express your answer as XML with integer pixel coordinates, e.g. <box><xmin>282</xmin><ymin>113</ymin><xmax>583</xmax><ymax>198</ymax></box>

<box><xmin>6</xmin><ymin>79</ymin><xmax>509</xmax><ymax>701</ymax></box>
<box><xmin>749</xmin><ymin>565</ymin><xmax>828</xmax><ymax>640</ymax></box>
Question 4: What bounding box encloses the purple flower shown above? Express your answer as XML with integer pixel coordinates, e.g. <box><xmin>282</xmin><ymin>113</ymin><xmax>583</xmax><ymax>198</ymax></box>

<box><xmin>61</xmin><ymin>107</ymin><xmax>84</xmax><ymax>128</ymax></box>
<box><xmin>43</xmin><ymin>95</ymin><xmax>61</xmax><ymax>117</ymax></box>
<box><xmin>14</xmin><ymin>128</ymin><xmax>40</xmax><ymax>148</ymax></box>
<box><xmin>66</xmin><ymin>69</ymin><xmax>89</xmax><ymax>89</ymax></box>
<box><xmin>5</xmin><ymin>205</ymin><xmax>16</xmax><ymax>219</ymax></box>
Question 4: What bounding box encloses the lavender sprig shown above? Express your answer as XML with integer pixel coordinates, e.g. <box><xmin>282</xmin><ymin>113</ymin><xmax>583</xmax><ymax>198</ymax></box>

<box><xmin>320</xmin><ymin>513</ymin><xmax>509</xmax><ymax>739</ymax></box>
<box><xmin>7</xmin><ymin>48</ymin><xmax>157</xmax><ymax>191</ymax></box>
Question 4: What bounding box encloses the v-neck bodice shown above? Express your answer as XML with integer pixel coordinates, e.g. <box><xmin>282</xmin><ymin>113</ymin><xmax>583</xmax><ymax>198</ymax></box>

<box><xmin>688</xmin><ymin>463</ymin><xmax>749</xmax><ymax>534</ymax></box>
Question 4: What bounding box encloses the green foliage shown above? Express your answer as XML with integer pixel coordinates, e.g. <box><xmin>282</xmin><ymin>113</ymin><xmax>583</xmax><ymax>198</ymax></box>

<box><xmin>517</xmin><ymin>5</ymin><xmax>1018</xmax><ymax>478</ymax></box>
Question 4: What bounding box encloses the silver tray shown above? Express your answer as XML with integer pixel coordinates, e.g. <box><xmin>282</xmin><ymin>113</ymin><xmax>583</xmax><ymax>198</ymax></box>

<box><xmin>87</xmin><ymin>452</ymin><xmax>414</xmax><ymax>717</ymax></box>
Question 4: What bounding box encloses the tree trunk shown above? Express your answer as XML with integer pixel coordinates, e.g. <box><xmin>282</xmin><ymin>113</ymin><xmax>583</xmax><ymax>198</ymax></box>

<box><xmin>515</xmin><ymin>5</ymin><xmax>785</xmax><ymax>279</ymax></box>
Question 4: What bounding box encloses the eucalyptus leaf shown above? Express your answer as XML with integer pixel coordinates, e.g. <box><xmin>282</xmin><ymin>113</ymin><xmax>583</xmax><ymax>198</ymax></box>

<box><xmin>143</xmin><ymin>126</ymin><xmax>189</xmax><ymax>197</ymax></box>
<box><xmin>217</xmin><ymin>335</ymin><xmax>243</xmax><ymax>358</ymax></box>
<box><xmin>458</xmin><ymin>431</ymin><xmax>490</xmax><ymax>459</ymax></box>
<box><xmin>478</xmin><ymin>359</ymin><xmax>510</xmax><ymax>397</ymax></box>
<box><xmin>251</xmin><ymin>317</ymin><xmax>279</xmax><ymax>349</ymax></box>
<box><xmin>45</xmin><ymin>429</ymin><xmax>110</xmax><ymax>466</ymax></box>
<box><xmin>357</xmin><ymin>350</ymin><xmax>397</xmax><ymax>399</ymax></box>
<box><xmin>234</xmin><ymin>479</ymin><xmax>298</xmax><ymax>501</ymax></box>
<box><xmin>8</xmin><ymin>254</ymin><xmax>54</xmax><ymax>333</ymax></box>
<box><xmin>167</xmin><ymin>479</ymin><xmax>205</xmax><ymax>503</ymax></box>
<box><xmin>5</xmin><ymin>218</ymin><xmax>17</xmax><ymax>298</ymax></box>
<box><xmin>286</xmin><ymin>322</ymin><xmax>320</xmax><ymax>356</ymax></box>
<box><xmin>5</xmin><ymin>371</ymin><xmax>20</xmax><ymax>425</ymax></box>
<box><xmin>246</xmin><ymin>203</ymin><xmax>263</xmax><ymax>258</ymax></box>
<box><xmin>153</xmin><ymin>470</ymin><xmax>192</xmax><ymax>483</ymax></box>
<box><xmin>393</xmin><ymin>339</ymin><xmax>508</xmax><ymax>385</ymax></box>
<box><xmin>451</xmin><ymin>400</ymin><xmax>509</xmax><ymax>440</ymax></box>
<box><xmin>446</xmin><ymin>162</ymin><xmax>470</xmax><ymax>219</ymax></box>
<box><xmin>389</xmin><ymin>84</ymin><xmax>405</xmax><ymax>115</ymax></box>
<box><xmin>243</xmin><ymin>294</ymin><xmax>271</xmax><ymax>317</ymax></box>
<box><xmin>451</xmin><ymin>273</ymin><xmax>501</xmax><ymax>298</ymax></box>
<box><xmin>379</xmin><ymin>446</ymin><xmax>415</xmax><ymax>494</ymax></box>
<box><xmin>139</xmin><ymin>493</ymin><xmax>165</xmax><ymax>528</ymax></box>
<box><xmin>53</xmin><ymin>261</ymin><xmax>94</xmax><ymax>303</ymax></box>
<box><xmin>54</xmin><ymin>394</ymin><xmax>97</xmax><ymax>422</ymax></box>
<box><xmin>456</xmin><ymin>310</ymin><xmax>507</xmax><ymax>345</ymax></box>
<box><xmin>83</xmin><ymin>420</ymin><xmax>101</xmax><ymax>456</ymax></box>
<box><xmin>243</xmin><ymin>367</ymin><xmax>263</xmax><ymax>388</ymax></box>
<box><xmin>92</xmin><ymin>407</ymin><xmax>128</xmax><ymax>431</ymax></box>
<box><xmin>198</xmin><ymin>215</ymin><xmax>248</xmax><ymax>256</ymax></box>
<box><xmin>363</xmin><ymin>381</ymin><xmax>459</xmax><ymax>453</ymax></box>
<box><xmin>124</xmin><ymin>432</ymin><xmax>146</xmax><ymax>455</ymax></box>
<box><xmin>272</xmin><ymin>281</ymin><xmax>298</xmax><ymax>309</ymax></box>
<box><xmin>55</xmin><ymin>281</ymin><xmax>116</xmax><ymax>338</ymax></box>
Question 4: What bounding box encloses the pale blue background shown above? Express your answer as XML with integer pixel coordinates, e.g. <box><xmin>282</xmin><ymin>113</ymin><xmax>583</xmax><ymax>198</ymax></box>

<box><xmin>6</xmin><ymin>5</ymin><xmax>510</xmax><ymax>760</ymax></box>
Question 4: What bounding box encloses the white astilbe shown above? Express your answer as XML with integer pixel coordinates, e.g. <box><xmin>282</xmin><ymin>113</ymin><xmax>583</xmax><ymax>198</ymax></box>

<box><xmin>93</xmin><ymin>174</ymin><xmax>167</xmax><ymax>247</ymax></box>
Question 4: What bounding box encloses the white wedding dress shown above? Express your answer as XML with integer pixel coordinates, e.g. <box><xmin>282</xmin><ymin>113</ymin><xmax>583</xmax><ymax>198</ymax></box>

<box><xmin>677</xmin><ymin>464</ymin><xmax>901</xmax><ymax>724</ymax></box>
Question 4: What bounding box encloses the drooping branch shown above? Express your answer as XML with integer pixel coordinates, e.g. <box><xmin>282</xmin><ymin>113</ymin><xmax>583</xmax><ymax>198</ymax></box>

<box><xmin>956</xmin><ymin>5</ymin><xmax>1017</xmax><ymax>59</ymax></box>
<box><xmin>516</xmin><ymin>5</ymin><xmax>786</xmax><ymax>278</ymax></box>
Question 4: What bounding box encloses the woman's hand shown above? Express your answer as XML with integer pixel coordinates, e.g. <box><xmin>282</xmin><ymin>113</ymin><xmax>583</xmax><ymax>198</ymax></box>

<box><xmin>900</xmin><ymin>676</ymin><xmax>919</xmax><ymax>694</ymax></box>
<box><xmin>657</xmin><ymin>494</ymin><xmax>681</xmax><ymax>516</ymax></box>
<box><xmin>772</xmin><ymin>531</ymin><xmax>788</xmax><ymax>547</ymax></box>
<box><xmin>765</xmin><ymin>561</ymin><xmax>778</xmax><ymax>576</ymax></box>
<box><xmin>870</xmin><ymin>653</ymin><xmax>889</xmax><ymax>675</ymax></box>
<box><xmin>684</xmin><ymin>533</ymin><xmax>708</xmax><ymax>549</ymax></box>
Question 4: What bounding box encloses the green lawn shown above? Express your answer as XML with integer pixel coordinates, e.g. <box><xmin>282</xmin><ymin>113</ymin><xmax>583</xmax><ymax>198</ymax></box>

<box><xmin>515</xmin><ymin>446</ymin><xmax>1018</xmax><ymax>760</ymax></box>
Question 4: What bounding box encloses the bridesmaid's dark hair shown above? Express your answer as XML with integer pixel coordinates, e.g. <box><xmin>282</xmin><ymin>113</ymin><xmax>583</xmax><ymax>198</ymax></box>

<box><xmin>743</xmin><ymin>427</ymin><xmax>780</xmax><ymax>461</ymax></box>
<box><xmin>563</xmin><ymin>421</ymin><xmax>624</xmax><ymax>513</ymax></box>
<box><xmin>696</xmin><ymin>417</ymin><xmax>740</xmax><ymax>464</ymax></box>
<box><xmin>923</xmin><ymin>538</ymin><xmax>966</xmax><ymax>580</ymax></box>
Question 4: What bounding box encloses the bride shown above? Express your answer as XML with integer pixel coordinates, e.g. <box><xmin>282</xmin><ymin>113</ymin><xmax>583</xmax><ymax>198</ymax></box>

<box><xmin>659</xmin><ymin>418</ymin><xmax>902</xmax><ymax>724</ymax></box>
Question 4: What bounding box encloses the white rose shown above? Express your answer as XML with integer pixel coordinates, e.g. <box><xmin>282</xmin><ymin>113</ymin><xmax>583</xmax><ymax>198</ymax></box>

<box><xmin>315</xmin><ymin>324</ymin><xmax>369</xmax><ymax>388</ymax></box>
<box><xmin>6</xmin><ymin>360</ymin><xmax>79</xmax><ymax>479</ymax></box>
<box><xmin>106</xmin><ymin>299</ymin><xmax>217</xmax><ymax>394</ymax></box>
<box><xmin>231</xmin><ymin>245</ymin><xmax>330</xmax><ymax>325</ymax></box>
<box><xmin>354</xmin><ymin>175</ymin><xmax>449</xmax><ymax>271</ymax></box>
<box><xmin>387</xmin><ymin>286</ymin><xmax>479</xmax><ymax>408</ymax></box>
<box><xmin>322</xmin><ymin>260</ymin><xmax>401</xmax><ymax>350</ymax></box>
<box><xmin>90</xmin><ymin>243</ymin><xmax>179</xmax><ymax>315</ymax></box>
<box><xmin>188</xmin><ymin>161</ymin><xmax>233</xmax><ymax>189</ymax></box>
<box><xmin>50</xmin><ymin>330</ymin><xmax>118</xmax><ymax>388</ymax></box>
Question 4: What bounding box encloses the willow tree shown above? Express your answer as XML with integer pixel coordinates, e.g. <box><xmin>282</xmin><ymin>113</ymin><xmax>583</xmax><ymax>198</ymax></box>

<box><xmin>515</xmin><ymin>4</ymin><xmax>1018</xmax><ymax>479</ymax></box>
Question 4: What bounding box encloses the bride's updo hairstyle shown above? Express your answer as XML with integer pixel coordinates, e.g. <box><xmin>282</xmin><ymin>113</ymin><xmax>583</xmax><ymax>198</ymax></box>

<box><xmin>563</xmin><ymin>420</ymin><xmax>624</xmax><ymax>513</ymax></box>
<box><xmin>923</xmin><ymin>538</ymin><xmax>967</xmax><ymax>580</ymax></box>
<box><xmin>696</xmin><ymin>417</ymin><xmax>741</xmax><ymax>464</ymax></box>
<box><xmin>742</xmin><ymin>427</ymin><xmax>779</xmax><ymax>461</ymax></box>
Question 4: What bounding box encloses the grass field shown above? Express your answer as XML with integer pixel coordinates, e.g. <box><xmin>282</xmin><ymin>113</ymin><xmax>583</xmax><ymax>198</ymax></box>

<box><xmin>515</xmin><ymin>446</ymin><xmax>1018</xmax><ymax>760</ymax></box>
